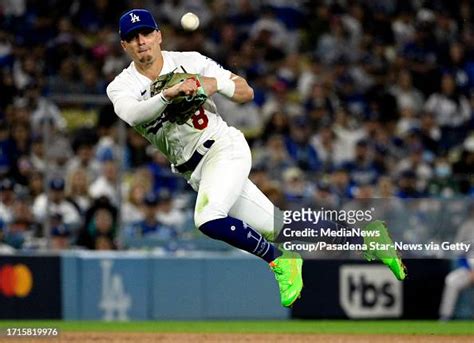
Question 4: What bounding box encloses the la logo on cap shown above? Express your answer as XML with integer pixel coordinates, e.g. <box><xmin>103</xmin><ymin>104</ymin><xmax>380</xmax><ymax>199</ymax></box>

<box><xmin>130</xmin><ymin>12</ymin><xmax>140</xmax><ymax>23</ymax></box>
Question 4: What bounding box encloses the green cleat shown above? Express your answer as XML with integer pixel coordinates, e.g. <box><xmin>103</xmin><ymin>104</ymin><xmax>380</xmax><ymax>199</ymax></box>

<box><xmin>269</xmin><ymin>250</ymin><xmax>303</xmax><ymax>307</ymax></box>
<box><xmin>362</xmin><ymin>220</ymin><xmax>407</xmax><ymax>281</ymax></box>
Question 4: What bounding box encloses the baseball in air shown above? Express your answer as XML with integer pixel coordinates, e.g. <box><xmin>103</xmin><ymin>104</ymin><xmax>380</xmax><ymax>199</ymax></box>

<box><xmin>181</xmin><ymin>12</ymin><xmax>200</xmax><ymax>31</ymax></box>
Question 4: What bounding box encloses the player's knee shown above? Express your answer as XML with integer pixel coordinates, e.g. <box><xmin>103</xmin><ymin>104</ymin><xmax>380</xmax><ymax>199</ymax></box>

<box><xmin>194</xmin><ymin>203</ymin><xmax>227</xmax><ymax>229</ymax></box>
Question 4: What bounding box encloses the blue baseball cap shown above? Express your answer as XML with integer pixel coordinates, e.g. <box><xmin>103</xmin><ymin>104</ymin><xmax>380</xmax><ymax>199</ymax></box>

<box><xmin>144</xmin><ymin>192</ymin><xmax>159</xmax><ymax>206</ymax></box>
<box><xmin>49</xmin><ymin>177</ymin><xmax>65</xmax><ymax>191</ymax></box>
<box><xmin>119</xmin><ymin>9</ymin><xmax>159</xmax><ymax>40</ymax></box>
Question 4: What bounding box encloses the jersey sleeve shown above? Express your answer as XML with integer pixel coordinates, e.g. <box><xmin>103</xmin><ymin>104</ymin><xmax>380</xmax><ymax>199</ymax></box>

<box><xmin>106</xmin><ymin>76</ymin><xmax>167</xmax><ymax>127</ymax></box>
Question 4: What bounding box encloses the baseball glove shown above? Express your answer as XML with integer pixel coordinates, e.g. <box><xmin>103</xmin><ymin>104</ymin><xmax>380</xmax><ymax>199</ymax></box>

<box><xmin>150</xmin><ymin>71</ymin><xmax>208</xmax><ymax>125</ymax></box>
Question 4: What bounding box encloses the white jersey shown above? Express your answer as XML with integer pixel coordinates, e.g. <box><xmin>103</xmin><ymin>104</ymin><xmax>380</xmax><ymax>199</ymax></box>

<box><xmin>106</xmin><ymin>51</ymin><xmax>232</xmax><ymax>165</ymax></box>
<box><xmin>108</xmin><ymin>49</ymin><xmax>279</xmax><ymax>243</ymax></box>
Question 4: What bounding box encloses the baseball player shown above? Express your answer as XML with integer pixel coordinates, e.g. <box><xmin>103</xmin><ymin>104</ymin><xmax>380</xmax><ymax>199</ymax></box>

<box><xmin>439</xmin><ymin>215</ymin><xmax>474</xmax><ymax>320</ymax></box>
<box><xmin>107</xmin><ymin>8</ymin><xmax>302</xmax><ymax>307</ymax></box>
<box><xmin>107</xmin><ymin>9</ymin><xmax>407</xmax><ymax>308</ymax></box>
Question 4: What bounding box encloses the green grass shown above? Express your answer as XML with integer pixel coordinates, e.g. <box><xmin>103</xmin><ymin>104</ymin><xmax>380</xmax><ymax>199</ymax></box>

<box><xmin>0</xmin><ymin>321</ymin><xmax>473</xmax><ymax>335</ymax></box>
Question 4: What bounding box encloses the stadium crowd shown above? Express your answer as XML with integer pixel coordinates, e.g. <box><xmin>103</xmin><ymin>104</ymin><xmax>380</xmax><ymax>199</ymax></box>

<box><xmin>0</xmin><ymin>0</ymin><xmax>473</xmax><ymax>251</ymax></box>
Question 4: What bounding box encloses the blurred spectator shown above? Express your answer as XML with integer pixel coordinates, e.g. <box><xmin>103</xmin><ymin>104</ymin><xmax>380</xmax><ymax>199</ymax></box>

<box><xmin>316</xmin><ymin>16</ymin><xmax>353</xmax><ymax>65</ymax></box>
<box><xmin>249</xmin><ymin>6</ymin><xmax>289</xmax><ymax>53</ymax></box>
<box><xmin>390</xmin><ymin>69</ymin><xmax>425</xmax><ymax>114</ymax></box>
<box><xmin>392</xmin><ymin>6</ymin><xmax>415</xmax><ymax>47</ymax></box>
<box><xmin>0</xmin><ymin>37</ymin><xmax>15</xmax><ymax>93</ymax></box>
<box><xmin>102</xmin><ymin>41</ymin><xmax>129</xmax><ymax>82</ymax></box>
<box><xmin>79</xmin><ymin>64</ymin><xmax>105</xmax><ymax>95</ymax></box>
<box><xmin>65</xmin><ymin>168</ymin><xmax>92</xmax><ymax>214</ymax></box>
<box><xmin>395</xmin><ymin>170</ymin><xmax>425</xmax><ymax>198</ymax></box>
<box><xmin>214</xmin><ymin>93</ymin><xmax>264</xmax><ymax>140</ymax></box>
<box><xmin>353</xmin><ymin>182</ymin><xmax>375</xmax><ymax>200</ymax></box>
<box><xmin>4</xmin><ymin>197</ymin><xmax>41</xmax><ymax>249</ymax></box>
<box><xmin>0</xmin><ymin>178</ymin><xmax>16</xmax><ymax>224</ymax></box>
<box><xmin>433</xmin><ymin>9</ymin><xmax>458</xmax><ymax>47</ymax></box>
<box><xmin>32</xmin><ymin>177</ymin><xmax>81</xmax><ymax>230</ymax></box>
<box><xmin>25</xmin><ymin>82</ymin><xmax>66</xmax><ymax>131</ymax></box>
<box><xmin>121</xmin><ymin>178</ymin><xmax>148</xmax><ymax>226</ymax></box>
<box><xmin>50</xmin><ymin>213</ymin><xmax>71</xmax><ymax>250</ymax></box>
<box><xmin>443</xmin><ymin>41</ymin><xmax>472</xmax><ymax>93</ymax></box>
<box><xmin>38</xmin><ymin>119</ymin><xmax>73</xmax><ymax>176</ymax></box>
<box><xmin>89</xmin><ymin>159</ymin><xmax>120</xmax><ymax>205</ymax></box>
<box><xmin>30</xmin><ymin>134</ymin><xmax>46</xmax><ymax>172</ymax></box>
<box><xmin>48</xmin><ymin>58</ymin><xmax>84</xmax><ymax>94</ymax></box>
<box><xmin>310</xmin><ymin>125</ymin><xmax>340</xmax><ymax>171</ymax></box>
<box><xmin>261</xmin><ymin>110</ymin><xmax>290</xmax><ymax>141</ymax></box>
<box><xmin>401</xmin><ymin>19</ymin><xmax>438</xmax><ymax>96</ymax></box>
<box><xmin>452</xmin><ymin>136</ymin><xmax>474</xmax><ymax>194</ymax></box>
<box><xmin>281</xmin><ymin>167</ymin><xmax>313</xmax><ymax>209</ymax></box>
<box><xmin>427</xmin><ymin>156</ymin><xmax>458</xmax><ymax>197</ymax></box>
<box><xmin>10</xmin><ymin>122</ymin><xmax>31</xmax><ymax>162</ymax></box>
<box><xmin>126</xmin><ymin>192</ymin><xmax>177</xmax><ymax>240</ymax></box>
<box><xmin>125</xmin><ymin>128</ymin><xmax>150</xmax><ymax>168</ymax></box>
<box><xmin>304</xmin><ymin>81</ymin><xmax>338</xmax><ymax>128</ymax></box>
<box><xmin>66</xmin><ymin>132</ymin><xmax>101</xmax><ymax>181</ymax></box>
<box><xmin>285</xmin><ymin>116</ymin><xmax>321</xmax><ymax>172</ymax></box>
<box><xmin>146</xmin><ymin>148</ymin><xmax>183</xmax><ymax>195</ymax></box>
<box><xmin>12</xmin><ymin>55</ymin><xmax>42</xmax><ymax>90</ymax></box>
<box><xmin>0</xmin><ymin>122</ymin><xmax>14</xmax><ymax>176</ymax></box>
<box><xmin>45</xmin><ymin>17</ymin><xmax>82</xmax><ymax>73</ymax></box>
<box><xmin>96</xmin><ymin>124</ymin><xmax>124</xmax><ymax>167</ymax></box>
<box><xmin>329</xmin><ymin>167</ymin><xmax>351</xmax><ymax>201</ymax></box>
<box><xmin>418</xmin><ymin>112</ymin><xmax>441</xmax><ymax>154</ymax></box>
<box><xmin>297</xmin><ymin>57</ymin><xmax>325</xmax><ymax>103</ymax></box>
<box><xmin>332</xmin><ymin>108</ymin><xmax>366</xmax><ymax>162</ymax></box>
<box><xmin>77</xmin><ymin>196</ymin><xmax>117</xmax><ymax>250</ymax></box>
<box><xmin>15</xmin><ymin>154</ymin><xmax>34</xmax><ymax>186</ymax></box>
<box><xmin>310</xmin><ymin>180</ymin><xmax>339</xmax><ymax>208</ymax></box>
<box><xmin>396</xmin><ymin>145</ymin><xmax>433</xmax><ymax>187</ymax></box>
<box><xmin>424</xmin><ymin>73</ymin><xmax>471</xmax><ymax>150</ymax></box>
<box><xmin>27</xmin><ymin>170</ymin><xmax>44</xmax><ymax>199</ymax></box>
<box><xmin>155</xmin><ymin>190</ymin><xmax>187</xmax><ymax>233</ymax></box>
<box><xmin>0</xmin><ymin>217</ymin><xmax>14</xmax><ymax>253</ymax></box>
<box><xmin>341</xmin><ymin>139</ymin><xmax>379</xmax><ymax>186</ymax></box>
<box><xmin>255</xmin><ymin>134</ymin><xmax>295</xmax><ymax>181</ymax></box>
<box><xmin>375</xmin><ymin>176</ymin><xmax>396</xmax><ymax>198</ymax></box>
<box><xmin>262</xmin><ymin>81</ymin><xmax>302</xmax><ymax>121</ymax></box>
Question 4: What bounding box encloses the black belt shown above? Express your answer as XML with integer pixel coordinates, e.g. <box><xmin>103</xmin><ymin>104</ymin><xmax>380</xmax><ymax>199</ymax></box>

<box><xmin>175</xmin><ymin>140</ymin><xmax>215</xmax><ymax>173</ymax></box>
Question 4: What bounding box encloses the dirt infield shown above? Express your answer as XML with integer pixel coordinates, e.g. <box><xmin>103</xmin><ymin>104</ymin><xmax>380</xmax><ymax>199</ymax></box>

<box><xmin>3</xmin><ymin>332</ymin><xmax>474</xmax><ymax>343</ymax></box>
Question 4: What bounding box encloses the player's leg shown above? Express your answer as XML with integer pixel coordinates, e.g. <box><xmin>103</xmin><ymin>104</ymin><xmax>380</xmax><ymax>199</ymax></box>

<box><xmin>227</xmin><ymin>178</ymin><xmax>283</xmax><ymax>241</ymax></box>
<box><xmin>362</xmin><ymin>220</ymin><xmax>407</xmax><ymax>281</ymax></box>
<box><xmin>192</xmin><ymin>129</ymin><xmax>303</xmax><ymax>307</ymax></box>
<box><xmin>439</xmin><ymin>268</ymin><xmax>473</xmax><ymax>320</ymax></box>
<box><xmin>227</xmin><ymin>178</ymin><xmax>304</xmax><ymax>307</ymax></box>
<box><xmin>193</xmin><ymin>129</ymin><xmax>281</xmax><ymax>263</ymax></box>
<box><xmin>230</xmin><ymin>178</ymin><xmax>406</xmax><ymax>281</ymax></box>
<box><xmin>229</xmin><ymin>178</ymin><xmax>358</xmax><ymax>241</ymax></box>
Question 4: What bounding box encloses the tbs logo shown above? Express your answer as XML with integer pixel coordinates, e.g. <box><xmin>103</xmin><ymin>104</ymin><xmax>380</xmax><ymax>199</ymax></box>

<box><xmin>339</xmin><ymin>265</ymin><xmax>402</xmax><ymax>318</ymax></box>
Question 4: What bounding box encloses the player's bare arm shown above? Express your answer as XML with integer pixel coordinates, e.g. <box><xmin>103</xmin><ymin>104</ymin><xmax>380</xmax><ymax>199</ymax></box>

<box><xmin>200</xmin><ymin>74</ymin><xmax>254</xmax><ymax>103</ymax></box>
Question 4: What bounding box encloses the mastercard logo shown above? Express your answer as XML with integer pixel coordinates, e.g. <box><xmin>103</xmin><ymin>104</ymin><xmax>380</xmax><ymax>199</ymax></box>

<box><xmin>0</xmin><ymin>264</ymin><xmax>33</xmax><ymax>297</ymax></box>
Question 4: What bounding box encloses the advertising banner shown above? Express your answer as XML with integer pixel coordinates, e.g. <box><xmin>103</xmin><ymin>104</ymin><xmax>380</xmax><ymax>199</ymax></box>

<box><xmin>0</xmin><ymin>256</ymin><xmax>61</xmax><ymax>319</ymax></box>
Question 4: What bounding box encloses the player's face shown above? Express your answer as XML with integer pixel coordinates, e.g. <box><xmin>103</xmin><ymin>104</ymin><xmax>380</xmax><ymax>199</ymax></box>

<box><xmin>121</xmin><ymin>29</ymin><xmax>162</xmax><ymax>65</ymax></box>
